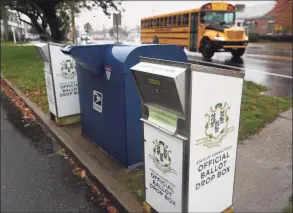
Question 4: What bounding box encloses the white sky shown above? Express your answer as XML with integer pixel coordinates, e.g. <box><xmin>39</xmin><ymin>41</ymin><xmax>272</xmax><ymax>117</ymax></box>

<box><xmin>75</xmin><ymin>1</ymin><xmax>274</xmax><ymax>31</ymax></box>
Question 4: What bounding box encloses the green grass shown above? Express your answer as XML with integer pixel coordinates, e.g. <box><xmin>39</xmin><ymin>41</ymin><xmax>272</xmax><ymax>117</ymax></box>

<box><xmin>1</xmin><ymin>41</ymin><xmax>29</xmax><ymax>46</ymax></box>
<box><xmin>1</xmin><ymin>46</ymin><xmax>48</xmax><ymax>112</ymax></box>
<box><xmin>239</xmin><ymin>81</ymin><xmax>292</xmax><ymax>141</ymax></box>
<box><xmin>283</xmin><ymin>195</ymin><xmax>292</xmax><ymax>213</ymax></box>
<box><xmin>283</xmin><ymin>205</ymin><xmax>292</xmax><ymax>213</ymax></box>
<box><xmin>1</xmin><ymin>45</ymin><xmax>292</xmax><ymax>203</ymax></box>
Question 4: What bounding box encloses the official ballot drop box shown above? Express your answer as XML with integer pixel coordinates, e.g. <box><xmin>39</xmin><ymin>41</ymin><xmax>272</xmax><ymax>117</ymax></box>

<box><xmin>34</xmin><ymin>42</ymin><xmax>80</xmax><ymax>125</ymax></box>
<box><xmin>130</xmin><ymin>57</ymin><xmax>244</xmax><ymax>213</ymax></box>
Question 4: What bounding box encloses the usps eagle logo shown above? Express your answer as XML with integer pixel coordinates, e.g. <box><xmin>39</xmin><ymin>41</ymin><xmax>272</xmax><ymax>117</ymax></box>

<box><xmin>149</xmin><ymin>140</ymin><xmax>177</xmax><ymax>175</ymax></box>
<box><xmin>196</xmin><ymin>103</ymin><xmax>235</xmax><ymax>148</ymax></box>
<box><xmin>60</xmin><ymin>59</ymin><xmax>76</xmax><ymax>79</ymax></box>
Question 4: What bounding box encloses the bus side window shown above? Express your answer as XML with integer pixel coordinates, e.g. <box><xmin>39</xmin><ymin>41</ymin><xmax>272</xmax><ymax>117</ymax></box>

<box><xmin>183</xmin><ymin>14</ymin><xmax>189</xmax><ymax>25</ymax></box>
<box><xmin>178</xmin><ymin>15</ymin><xmax>182</xmax><ymax>25</ymax></box>
<box><xmin>173</xmin><ymin>15</ymin><xmax>177</xmax><ymax>26</ymax></box>
<box><xmin>150</xmin><ymin>19</ymin><xmax>153</xmax><ymax>28</ymax></box>
<box><xmin>157</xmin><ymin>18</ymin><xmax>160</xmax><ymax>27</ymax></box>
<box><xmin>141</xmin><ymin>20</ymin><xmax>144</xmax><ymax>28</ymax></box>
<box><xmin>168</xmin><ymin>16</ymin><xmax>172</xmax><ymax>26</ymax></box>
<box><xmin>154</xmin><ymin>19</ymin><xmax>157</xmax><ymax>28</ymax></box>
<box><xmin>160</xmin><ymin>18</ymin><xmax>164</xmax><ymax>27</ymax></box>
<box><xmin>164</xmin><ymin>17</ymin><xmax>167</xmax><ymax>27</ymax></box>
<box><xmin>146</xmin><ymin>20</ymin><xmax>149</xmax><ymax>28</ymax></box>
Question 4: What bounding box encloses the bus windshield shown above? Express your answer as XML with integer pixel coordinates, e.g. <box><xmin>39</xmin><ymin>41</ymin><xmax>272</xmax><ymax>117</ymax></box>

<box><xmin>200</xmin><ymin>11</ymin><xmax>235</xmax><ymax>25</ymax></box>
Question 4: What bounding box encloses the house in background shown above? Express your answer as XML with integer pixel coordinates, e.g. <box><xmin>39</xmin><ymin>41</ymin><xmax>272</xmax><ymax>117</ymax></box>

<box><xmin>0</xmin><ymin>10</ymin><xmax>29</xmax><ymax>41</ymax></box>
<box><xmin>236</xmin><ymin>0</ymin><xmax>292</xmax><ymax>37</ymax></box>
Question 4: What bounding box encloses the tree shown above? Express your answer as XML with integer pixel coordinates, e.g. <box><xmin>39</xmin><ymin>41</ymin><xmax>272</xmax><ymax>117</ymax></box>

<box><xmin>108</xmin><ymin>26</ymin><xmax>129</xmax><ymax>38</ymax></box>
<box><xmin>108</xmin><ymin>27</ymin><xmax>114</xmax><ymax>37</ymax></box>
<box><xmin>84</xmin><ymin>22</ymin><xmax>93</xmax><ymax>35</ymax></box>
<box><xmin>135</xmin><ymin>25</ymin><xmax>140</xmax><ymax>33</ymax></box>
<box><xmin>101</xmin><ymin>25</ymin><xmax>107</xmax><ymax>37</ymax></box>
<box><xmin>2</xmin><ymin>0</ymin><xmax>123</xmax><ymax>42</ymax></box>
<box><xmin>28</xmin><ymin>26</ymin><xmax>38</xmax><ymax>34</ymax></box>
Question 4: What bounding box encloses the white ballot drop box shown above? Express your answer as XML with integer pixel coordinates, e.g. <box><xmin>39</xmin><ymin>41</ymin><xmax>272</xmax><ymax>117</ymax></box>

<box><xmin>34</xmin><ymin>42</ymin><xmax>80</xmax><ymax>126</ymax></box>
<box><xmin>130</xmin><ymin>57</ymin><xmax>244</xmax><ymax>213</ymax></box>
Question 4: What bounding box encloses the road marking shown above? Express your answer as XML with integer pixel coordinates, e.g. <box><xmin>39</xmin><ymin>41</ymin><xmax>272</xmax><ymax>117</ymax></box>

<box><xmin>245</xmin><ymin>54</ymin><xmax>292</xmax><ymax>61</ymax></box>
<box><xmin>242</xmin><ymin>57</ymin><xmax>288</xmax><ymax>66</ymax></box>
<box><xmin>188</xmin><ymin>58</ymin><xmax>293</xmax><ymax>79</ymax></box>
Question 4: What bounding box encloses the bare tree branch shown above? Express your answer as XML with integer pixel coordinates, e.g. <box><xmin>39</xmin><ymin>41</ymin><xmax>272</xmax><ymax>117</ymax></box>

<box><xmin>16</xmin><ymin>11</ymin><xmax>34</xmax><ymax>27</ymax></box>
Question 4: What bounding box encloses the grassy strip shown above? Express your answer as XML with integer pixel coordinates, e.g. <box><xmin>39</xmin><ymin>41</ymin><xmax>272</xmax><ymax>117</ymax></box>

<box><xmin>283</xmin><ymin>195</ymin><xmax>292</xmax><ymax>213</ymax></box>
<box><xmin>1</xmin><ymin>45</ymin><xmax>292</xmax><ymax>202</ymax></box>
<box><xmin>1</xmin><ymin>46</ymin><xmax>48</xmax><ymax>112</ymax></box>
<box><xmin>1</xmin><ymin>41</ymin><xmax>29</xmax><ymax>46</ymax></box>
<box><xmin>239</xmin><ymin>82</ymin><xmax>291</xmax><ymax>141</ymax></box>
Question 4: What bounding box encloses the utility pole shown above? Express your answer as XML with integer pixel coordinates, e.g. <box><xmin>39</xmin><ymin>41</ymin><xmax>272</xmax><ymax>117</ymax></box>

<box><xmin>116</xmin><ymin>21</ymin><xmax>119</xmax><ymax>43</ymax></box>
<box><xmin>113</xmin><ymin>12</ymin><xmax>121</xmax><ymax>43</ymax></box>
<box><xmin>70</xmin><ymin>4</ymin><xmax>77</xmax><ymax>44</ymax></box>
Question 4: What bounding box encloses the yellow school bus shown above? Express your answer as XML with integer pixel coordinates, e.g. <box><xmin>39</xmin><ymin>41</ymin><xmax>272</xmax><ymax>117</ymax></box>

<box><xmin>140</xmin><ymin>2</ymin><xmax>248</xmax><ymax>59</ymax></box>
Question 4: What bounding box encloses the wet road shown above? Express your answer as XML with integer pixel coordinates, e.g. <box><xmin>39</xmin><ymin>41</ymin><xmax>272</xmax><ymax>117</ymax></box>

<box><xmin>188</xmin><ymin>52</ymin><xmax>292</xmax><ymax>97</ymax></box>
<box><xmin>0</xmin><ymin>92</ymin><xmax>110</xmax><ymax>212</ymax></box>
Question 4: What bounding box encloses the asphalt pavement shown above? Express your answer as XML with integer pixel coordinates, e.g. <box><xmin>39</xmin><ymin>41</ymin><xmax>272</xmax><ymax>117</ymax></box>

<box><xmin>187</xmin><ymin>52</ymin><xmax>292</xmax><ymax>97</ymax></box>
<box><xmin>0</xmin><ymin>91</ymin><xmax>110</xmax><ymax>212</ymax></box>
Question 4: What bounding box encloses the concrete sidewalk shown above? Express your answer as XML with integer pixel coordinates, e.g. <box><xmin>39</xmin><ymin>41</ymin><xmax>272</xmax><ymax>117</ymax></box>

<box><xmin>234</xmin><ymin>109</ymin><xmax>292</xmax><ymax>212</ymax></box>
<box><xmin>2</xmin><ymin>75</ymin><xmax>292</xmax><ymax>212</ymax></box>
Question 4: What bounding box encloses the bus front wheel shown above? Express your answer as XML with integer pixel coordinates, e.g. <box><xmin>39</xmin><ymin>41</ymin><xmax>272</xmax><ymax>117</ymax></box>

<box><xmin>231</xmin><ymin>48</ymin><xmax>245</xmax><ymax>58</ymax></box>
<box><xmin>201</xmin><ymin>40</ymin><xmax>214</xmax><ymax>59</ymax></box>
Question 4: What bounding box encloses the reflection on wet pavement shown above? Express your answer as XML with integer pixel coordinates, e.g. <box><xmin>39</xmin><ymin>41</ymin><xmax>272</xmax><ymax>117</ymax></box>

<box><xmin>188</xmin><ymin>52</ymin><xmax>292</xmax><ymax>97</ymax></box>
<box><xmin>1</xmin><ymin>91</ymin><xmax>115</xmax><ymax>213</ymax></box>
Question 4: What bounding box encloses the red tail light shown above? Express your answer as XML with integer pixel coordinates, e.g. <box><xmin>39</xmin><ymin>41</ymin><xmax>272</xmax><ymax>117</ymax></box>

<box><xmin>202</xmin><ymin>3</ymin><xmax>212</xmax><ymax>10</ymax></box>
<box><xmin>228</xmin><ymin>4</ymin><xmax>236</xmax><ymax>10</ymax></box>
<box><xmin>206</xmin><ymin>4</ymin><xmax>212</xmax><ymax>9</ymax></box>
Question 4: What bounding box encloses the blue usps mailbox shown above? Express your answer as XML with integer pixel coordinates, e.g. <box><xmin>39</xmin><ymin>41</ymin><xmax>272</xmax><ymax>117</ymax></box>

<box><xmin>62</xmin><ymin>43</ymin><xmax>187</xmax><ymax>168</ymax></box>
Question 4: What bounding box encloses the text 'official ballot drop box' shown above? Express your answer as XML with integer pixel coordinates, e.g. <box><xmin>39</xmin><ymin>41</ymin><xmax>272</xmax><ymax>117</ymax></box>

<box><xmin>130</xmin><ymin>58</ymin><xmax>245</xmax><ymax>213</ymax></box>
<box><xmin>34</xmin><ymin>42</ymin><xmax>80</xmax><ymax>126</ymax></box>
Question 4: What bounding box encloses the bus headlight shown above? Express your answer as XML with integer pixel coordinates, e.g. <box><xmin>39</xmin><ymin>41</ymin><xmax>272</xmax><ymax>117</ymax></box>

<box><xmin>245</xmin><ymin>36</ymin><xmax>249</xmax><ymax>41</ymax></box>
<box><xmin>214</xmin><ymin>36</ymin><xmax>225</xmax><ymax>41</ymax></box>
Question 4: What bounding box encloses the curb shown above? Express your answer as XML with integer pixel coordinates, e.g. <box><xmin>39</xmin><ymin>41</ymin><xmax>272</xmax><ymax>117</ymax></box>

<box><xmin>1</xmin><ymin>74</ymin><xmax>143</xmax><ymax>213</ymax></box>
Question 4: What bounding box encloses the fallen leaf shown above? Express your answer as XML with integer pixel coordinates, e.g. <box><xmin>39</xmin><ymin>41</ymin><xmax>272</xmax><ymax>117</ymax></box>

<box><xmin>80</xmin><ymin>170</ymin><xmax>86</xmax><ymax>178</ymax></box>
<box><xmin>72</xmin><ymin>167</ymin><xmax>82</xmax><ymax>174</ymax></box>
<box><xmin>69</xmin><ymin>158</ymin><xmax>75</xmax><ymax>165</ymax></box>
<box><xmin>24</xmin><ymin>123</ymin><xmax>31</xmax><ymax>127</ymax></box>
<box><xmin>92</xmin><ymin>185</ymin><xmax>100</xmax><ymax>194</ymax></box>
<box><xmin>252</xmin><ymin>106</ymin><xmax>257</xmax><ymax>110</ymax></box>
<box><xmin>108</xmin><ymin>206</ymin><xmax>118</xmax><ymax>213</ymax></box>
<box><xmin>1</xmin><ymin>184</ymin><xmax>7</xmax><ymax>189</ymax></box>
<box><xmin>101</xmin><ymin>201</ymin><xmax>108</xmax><ymax>206</ymax></box>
